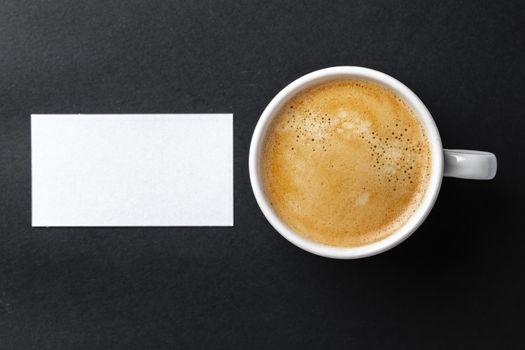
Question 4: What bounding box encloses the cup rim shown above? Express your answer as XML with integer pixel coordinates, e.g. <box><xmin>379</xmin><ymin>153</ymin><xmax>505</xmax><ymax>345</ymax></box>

<box><xmin>249</xmin><ymin>66</ymin><xmax>444</xmax><ymax>259</ymax></box>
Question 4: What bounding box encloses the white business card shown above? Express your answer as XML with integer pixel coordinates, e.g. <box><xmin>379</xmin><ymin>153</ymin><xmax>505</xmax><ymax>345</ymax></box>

<box><xmin>31</xmin><ymin>114</ymin><xmax>233</xmax><ymax>227</ymax></box>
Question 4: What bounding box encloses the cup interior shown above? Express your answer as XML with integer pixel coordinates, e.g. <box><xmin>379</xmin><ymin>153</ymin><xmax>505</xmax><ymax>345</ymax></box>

<box><xmin>249</xmin><ymin>66</ymin><xmax>444</xmax><ymax>258</ymax></box>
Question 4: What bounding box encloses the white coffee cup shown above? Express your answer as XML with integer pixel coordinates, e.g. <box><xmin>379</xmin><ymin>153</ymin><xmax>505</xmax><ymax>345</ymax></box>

<box><xmin>249</xmin><ymin>66</ymin><xmax>497</xmax><ymax>259</ymax></box>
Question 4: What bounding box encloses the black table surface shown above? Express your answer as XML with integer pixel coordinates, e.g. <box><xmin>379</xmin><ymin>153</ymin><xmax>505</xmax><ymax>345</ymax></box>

<box><xmin>1</xmin><ymin>0</ymin><xmax>524</xmax><ymax>348</ymax></box>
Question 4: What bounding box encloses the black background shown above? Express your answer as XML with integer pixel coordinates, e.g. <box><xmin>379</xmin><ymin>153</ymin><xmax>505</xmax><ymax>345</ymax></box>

<box><xmin>1</xmin><ymin>0</ymin><xmax>524</xmax><ymax>348</ymax></box>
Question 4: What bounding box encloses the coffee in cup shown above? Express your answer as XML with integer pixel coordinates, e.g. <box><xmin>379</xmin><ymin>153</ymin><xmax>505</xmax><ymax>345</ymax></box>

<box><xmin>250</xmin><ymin>66</ymin><xmax>496</xmax><ymax>258</ymax></box>
<box><xmin>261</xmin><ymin>79</ymin><xmax>431</xmax><ymax>247</ymax></box>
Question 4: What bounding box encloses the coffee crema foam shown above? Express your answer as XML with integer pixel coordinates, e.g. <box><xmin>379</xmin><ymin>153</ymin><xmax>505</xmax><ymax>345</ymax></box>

<box><xmin>262</xmin><ymin>79</ymin><xmax>432</xmax><ymax>247</ymax></box>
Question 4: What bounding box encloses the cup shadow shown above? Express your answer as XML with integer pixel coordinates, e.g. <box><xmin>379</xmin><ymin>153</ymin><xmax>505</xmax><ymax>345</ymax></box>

<box><xmin>386</xmin><ymin>178</ymin><xmax>512</xmax><ymax>266</ymax></box>
<box><xmin>316</xmin><ymin>177</ymin><xmax>519</xmax><ymax>291</ymax></box>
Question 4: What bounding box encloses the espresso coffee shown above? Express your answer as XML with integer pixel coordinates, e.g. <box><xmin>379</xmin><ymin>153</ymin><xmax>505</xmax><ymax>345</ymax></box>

<box><xmin>262</xmin><ymin>79</ymin><xmax>431</xmax><ymax>247</ymax></box>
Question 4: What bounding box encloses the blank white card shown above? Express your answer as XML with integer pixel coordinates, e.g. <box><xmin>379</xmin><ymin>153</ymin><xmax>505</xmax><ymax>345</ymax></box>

<box><xmin>31</xmin><ymin>114</ymin><xmax>233</xmax><ymax>227</ymax></box>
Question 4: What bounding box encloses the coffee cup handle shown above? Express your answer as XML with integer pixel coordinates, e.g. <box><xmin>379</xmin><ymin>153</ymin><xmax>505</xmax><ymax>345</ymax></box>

<box><xmin>443</xmin><ymin>149</ymin><xmax>497</xmax><ymax>180</ymax></box>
